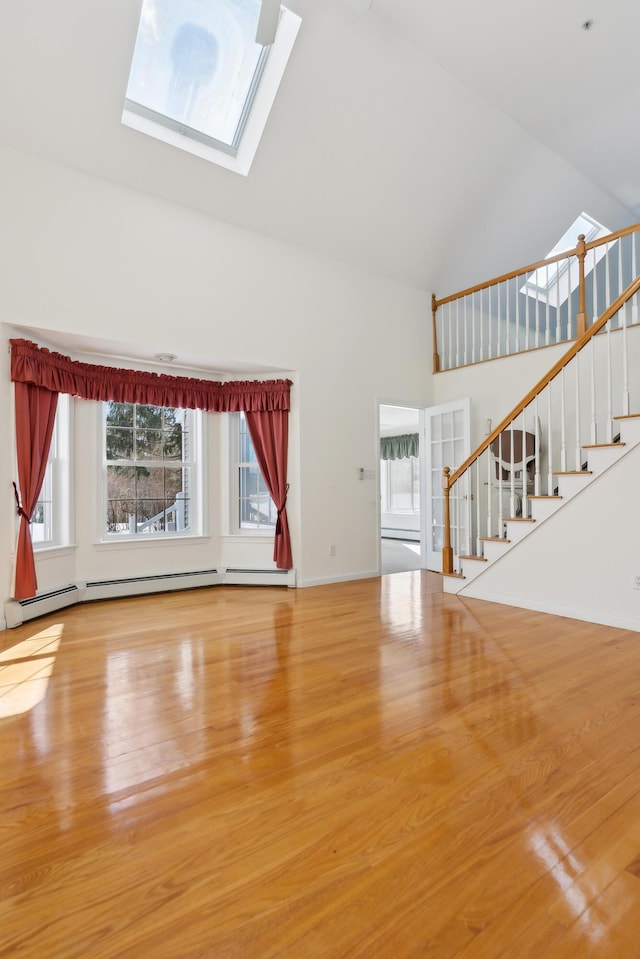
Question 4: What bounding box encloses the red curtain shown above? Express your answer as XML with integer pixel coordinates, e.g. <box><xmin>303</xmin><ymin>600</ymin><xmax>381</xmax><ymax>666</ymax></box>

<box><xmin>11</xmin><ymin>339</ymin><xmax>291</xmax><ymax>411</ymax></box>
<box><xmin>13</xmin><ymin>383</ymin><xmax>59</xmax><ymax>599</ymax></box>
<box><xmin>245</xmin><ymin>411</ymin><xmax>293</xmax><ymax>570</ymax></box>
<box><xmin>10</xmin><ymin>338</ymin><xmax>294</xmax><ymax>593</ymax></box>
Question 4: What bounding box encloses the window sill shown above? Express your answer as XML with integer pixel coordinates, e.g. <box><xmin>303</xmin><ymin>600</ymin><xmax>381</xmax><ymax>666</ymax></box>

<box><xmin>33</xmin><ymin>545</ymin><xmax>77</xmax><ymax>558</ymax></box>
<box><xmin>94</xmin><ymin>534</ymin><xmax>210</xmax><ymax>550</ymax></box>
<box><xmin>222</xmin><ymin>533</ymin><xmax>274</xmax><ymax>543</ymax></box>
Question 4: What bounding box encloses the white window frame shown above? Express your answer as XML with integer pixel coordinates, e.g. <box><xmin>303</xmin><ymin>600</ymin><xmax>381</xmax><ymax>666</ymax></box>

<box><xmin>102</xmin><ymin>402</ymin><xmax>202</xmax><ymax>540</ymax></box>
<box><xmin>380</xmin><ymin>455</ymin><xmax>420</xmax><ymax>515</ymax></box>
<box><xmin>121</xmin><ymin>2</ymin><xmax>301</xmax><ymax>177</ymax></box>
<box><xmin>32</xmin><ymin>394</ymin><xmax>71</xmax><ymax>550</ymax></box>
<box><xmin>230</xmin><ymin>411</ymin><xmax>276</xmax><ymax>535</ymax></box>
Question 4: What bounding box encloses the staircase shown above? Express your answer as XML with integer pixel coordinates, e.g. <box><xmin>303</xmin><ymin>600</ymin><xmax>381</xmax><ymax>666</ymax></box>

<box><xmin>438</xmin><ymin>265</ymin><xmax>640</xmax><ymax>628</ymax></box>
<box><xmin>443</xmin><ymin>413</ymin><xmax>640</xmax><ymax>596</ymax></box>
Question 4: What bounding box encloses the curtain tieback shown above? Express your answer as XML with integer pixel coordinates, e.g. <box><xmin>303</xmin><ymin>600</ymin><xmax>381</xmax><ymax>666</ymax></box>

<box><xmin>12</xmin><ymin>481</ymin><xmax>30</xmax><ymax>522</ymax></box>
<box><xmin>275</xmin><ymin>484</ymin><xmax>289</xmax><ymax>534</ymax></box>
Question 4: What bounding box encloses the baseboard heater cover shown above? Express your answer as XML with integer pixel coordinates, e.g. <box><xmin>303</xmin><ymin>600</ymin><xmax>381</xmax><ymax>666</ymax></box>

<box><xmin>3</xmin><ymin>568</ymin><xmax>296</xmax><ymax>628</ymax></box>
<box><xmin>83</xmin><ymin>569</ymin><xmax>224</xmax><ymax>602</ymax></box>
<box><xmin>5</xmin><ymin>584</ymin><xmax>80</xmax><ymax>628</ymax></box>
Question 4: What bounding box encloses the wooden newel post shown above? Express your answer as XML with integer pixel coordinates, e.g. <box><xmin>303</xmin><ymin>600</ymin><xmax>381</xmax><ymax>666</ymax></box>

<box><xmin>576</xmin><ymin>233</ymin><xmax>589</xmax><ymax>338</ymax></box>
<box><xmin>432</xmin><ymin>293</ymin><xmax>441</xmax><ymax>373</ymax></box>
<box><xmin>442</xmin><ymin>466</ymin><xmax>453</xmax><ymax>574</ymax></box>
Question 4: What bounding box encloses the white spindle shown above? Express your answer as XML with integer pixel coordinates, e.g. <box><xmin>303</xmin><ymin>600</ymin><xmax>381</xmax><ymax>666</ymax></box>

<box><xmin>622</xmin><ymin>291</ymin><xmax>630</xmax><ymax>417</ymax></box>
<box><xmin>497</xmin><ymin>283</ymin><xmax>501</xmax><ymax>357</ymax></box>
<box><xmin>606</xmin><ymin>317</ymin><xmax>613</xmax><ymax>442</ymax></box>
<box><xmin>463</xmin><ymin>294</ymin><xmax>468</xmax><ymax>366</ymax></box>
<box><xmin>509</xmin><ymin>418</ymin><xmax>516</xmax><ymax>519</ymax></box>
<box><xmin>488</xmin><ymin>286</ymin><xmax>493</xmax><ymax>361</ymax></box>
<box><xmin>547</xmin><ymin>386</ymin><xmax>553</xmax><ymax>495</ymax></box>
<box><xmin>486</xmin><ymin>442</ymin><xmax>493</xmax><ymax>538</ymax></box>
<box><xmin>447</xmin><ymin>303</ymin><xmax>453</xmax><ymax>370</ymax></box>
<box><xmin>605</xmin><ymin>242</ymin><xmax>611</xmax><ymax>325</ymax></box>
<box><xmin>476</xmin><ymin>460</ymin><xmax>481</xmax><ymax>555</ymax></box>
<box><xmin>535</xmin><ymin>282</ymin><xmax>540</xmax><ymax>348</ymax></box>
<box><xmin>589</xmin><ymin>336</ymin><xmax>597</xmax><ymax>445</ymax></box>
<box><xmin>521</xmin><ymin>413</ymin><xmax>527</xmax><ymax>518</ymax></box>
<box><xmin>524</xmin><ymin>274</ymin><xmax>530</xmax><ymax>351</ymax></box>
<box><xmin>534</xmin><ymin>396</ymin><xmax>541</xmax><ymax>496</ymax></box>
<box><xmin>472</xmin><ymin>291</ymin><xmax>477</xmax><ymax>365</ymax></box>
<box><xmin>574</xmin><ymin>356</ymin><xmax>582</xmax><ymax>472</ymax></box>
<box><xmin>567</xmin><ymin>256</ymin><xmax>573</xmax><ymax>338</ymax></box>
<box><xmin>515</xmin><ymin>276</ymin><xmax>521</xmax><ymax>353</ymax></box>
<box><xmin>619</xmin><ymin>236</ymin><xmax>624</xmax><ymax>331</ymax></box>
<box><xmin>593</xmin><ymin>246</ymin><xmax>599</xmax><ymax>325</ymax></box>
<box><xmin>506</xmin><ymin>278</ymin><xmax>511</xmax><ymax>356</ymax></box>
<box><xmin>633</xmin><ymin>235</ymin><xmax>639</xmax><ymax>326</ymax></box>
<box><xmin>465</xmin><ymin>471</ymin><xmax>472</xmax><ymax>556</ymax></box>
<box><xmin>560</xmin><ymin>368</ymin><xmax>567</xmax><ymax>472</ymax></box>
<box><xmin>555</xmin><ymin>260</ymin><xmax>561</xmax><ymax>342</ymax></box>
<box><xmin>545</xmin><ymin>263</ymin><xmax>551</xmax><ymax>345</ymax></box>
<box><xmin>497</xmin><ymin>428</ymin><xmax>504</xmax><ymax>535</ymax></box>
<box><xmin>455</xmin><ymin>297</ymin><xmax>460</xmax><ymax>369</ymax></box>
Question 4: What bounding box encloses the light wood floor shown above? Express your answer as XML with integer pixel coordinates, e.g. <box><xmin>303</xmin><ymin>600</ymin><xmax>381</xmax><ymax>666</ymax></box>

<box><xmin>2</xmin><ymin>572</ymin><xmax>640</xmax><ymax>958</ymax></box>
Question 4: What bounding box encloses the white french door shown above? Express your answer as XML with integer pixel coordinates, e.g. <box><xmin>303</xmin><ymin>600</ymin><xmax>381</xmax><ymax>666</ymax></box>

<box><xmin>420</xmin><ymin>399</ymin><xmax>471</xmax><ymax>572</ymax></box>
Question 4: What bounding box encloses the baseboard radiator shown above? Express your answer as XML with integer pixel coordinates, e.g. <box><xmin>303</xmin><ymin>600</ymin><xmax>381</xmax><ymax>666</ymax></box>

<box><xmin>4</xmin><ymin>584</ymin><xmax>80</xmax><ymax>629</ymax></box>
<box><xmin>4</xmin><ymin>567</ymin><xmax>296</xmax><ymax>628</ymax></box>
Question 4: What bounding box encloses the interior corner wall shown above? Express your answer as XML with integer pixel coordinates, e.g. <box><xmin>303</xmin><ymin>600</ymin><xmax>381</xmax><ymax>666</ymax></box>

<box><xmin>0</xmin><ymin>147</ymin><xmax>431</xmax><ymax>603</ymax></box>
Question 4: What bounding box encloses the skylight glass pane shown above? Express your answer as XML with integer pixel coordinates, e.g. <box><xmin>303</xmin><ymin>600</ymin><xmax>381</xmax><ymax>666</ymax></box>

<box><xmin>126</xmin><ymin>0</ymin><xmax>266</xmax><ymax>150</ymax></box>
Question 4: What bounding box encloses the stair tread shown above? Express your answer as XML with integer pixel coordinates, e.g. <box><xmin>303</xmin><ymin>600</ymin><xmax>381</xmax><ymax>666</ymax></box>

<box><xmin>528</xmin><ymin>495</ymin><xmax>562</xmax><ymax>499</ymax></box>
<box><xmin>614</xmin><ymin>413</ymin><xmax>640</xmax><ymax>420</ymax></box>
<box><xmin>459</xmin><ymin>554</ymin><xmax>488</xmax><ymax>562</ymax></box>
<box><xmin>479</xmin><ymin>536</ymin><xmax>511</xmax><ymax>543</ymax></box>
<box><xmin>553</xmin><ymin>470</ymin><xmax>593</xmax><ymax>475</ymax></box>
<box><xmin>504</xmin><ymin>517</ymin><xmax>536</xmax><ymax>523</ymax></box>
<box><xmin>582</xmin><ymin>442</ymin><xmax>626</xmax><ymax>449</ymax></box>
<box><xmin>442</xmin><ymin>572</ymin><xmax>465</xmax><ymax>579</ymax></box>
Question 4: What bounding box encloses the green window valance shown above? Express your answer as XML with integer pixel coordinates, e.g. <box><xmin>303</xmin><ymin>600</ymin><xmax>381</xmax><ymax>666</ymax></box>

<box><xmin>380</xmin><ymin>433</ymin><xmax>419</xmax><ymax>461</ymax></box>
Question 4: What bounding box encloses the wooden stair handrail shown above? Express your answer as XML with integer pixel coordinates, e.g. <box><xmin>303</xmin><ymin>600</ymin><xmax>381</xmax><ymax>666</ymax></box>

<box><xmin>433</xmin><ymin>221</ymin><xmax>640</xmax><ymax>309</ymax></box>
<box><xmin>447</xmin><ymin>273</ymin><xmax>640</xmax><ymax>491</ymax></box>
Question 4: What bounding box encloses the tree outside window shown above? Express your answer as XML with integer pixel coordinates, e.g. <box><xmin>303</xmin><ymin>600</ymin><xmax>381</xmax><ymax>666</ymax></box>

<box><xmin>105</xmin><ymin>402</ymin><xmax>195</xmax><ymax>535</ymax></box>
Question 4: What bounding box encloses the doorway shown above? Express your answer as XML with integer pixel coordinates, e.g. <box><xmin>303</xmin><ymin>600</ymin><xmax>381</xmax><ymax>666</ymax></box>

<box><xmin>379</xmin><ymin>404</ymin><xmax>422</xmax><ymax>574</ymax></box>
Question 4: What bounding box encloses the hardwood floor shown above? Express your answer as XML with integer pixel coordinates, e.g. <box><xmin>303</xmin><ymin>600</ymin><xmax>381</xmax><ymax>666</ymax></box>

<box><xmin>2</xmin><ymin>572</ymin><xmax>640</xmax><ymax>957</ymax></box>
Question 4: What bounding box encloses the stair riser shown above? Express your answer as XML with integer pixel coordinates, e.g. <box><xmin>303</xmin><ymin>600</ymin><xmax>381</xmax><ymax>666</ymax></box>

<box><xmin>529</xmin><ymin>500</ymin><xmax>563</xmax><ymax>522</ymax></box>
<box><xmin>584</xmin><ymin>446</ymin><xmax>627</xmax><ymax>473</ymax></box>
<box><xmin>555</xmin><ymin>474</ymin><xmax>592</xmax><ymax>499</ymax></box>
<box><xmin>482</xmin><ymin>540</ymin><xmax>512</xmax><ymax>563</ymax></box>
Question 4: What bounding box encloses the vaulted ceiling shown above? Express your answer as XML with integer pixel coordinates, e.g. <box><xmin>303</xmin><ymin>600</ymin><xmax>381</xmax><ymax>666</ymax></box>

<box><xmin>1</xmin><ymin>0</ymin><xmax>637</xmax><ymax>295</ymax></box>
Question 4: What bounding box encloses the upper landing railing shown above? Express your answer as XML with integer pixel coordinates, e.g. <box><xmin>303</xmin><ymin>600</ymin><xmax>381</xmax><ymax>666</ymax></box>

<box><xmin>431</xmin><ymin>222</ymin><xmax>640</xmax><ymax>373</ymax></box>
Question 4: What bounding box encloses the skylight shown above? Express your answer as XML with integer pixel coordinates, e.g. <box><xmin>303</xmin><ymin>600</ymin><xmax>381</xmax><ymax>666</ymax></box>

<box><xmin>122</xmin><ymin>0</ymin><xmax>301</xmax><ymax>175</ymax></box>
<box><xmin>522</xmin><ymin>212</ymin><xmax>611</xmax><ymax>306</ymax></box>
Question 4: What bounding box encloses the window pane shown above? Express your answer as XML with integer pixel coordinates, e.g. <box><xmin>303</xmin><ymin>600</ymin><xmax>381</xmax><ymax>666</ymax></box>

<box><xmin>163</xmin><ymin>426</ymin><xmax>185</xmax><ymax>460</ymax></box>
<box><xmin>106</xmin><ymin>427</ymin><xmax>134</xmax><ymax>461</ymax></box>
<box><xmin>106</xmin><ymin>498</ymin><xmax>136</xmax><ymax>534</ymax></box>
<box><xmin>136</xmin><ymin>429</ymin><xmax>164</xmax><ymax>460</ymax></box>
<box><xmin>107</xmin><ymin>466</ymin><xmax>136</xmax><ymax>499</ymax></box>
<box><xmin>105</xmin><ymin>404</ymin><xmax>195</xmax><ymax>536</ymax></box>
<box><xmin>390</xmin><ymin>459</ymin><xmax>412</xmax><ymax>511</ymax></box>
<box><xmin>106</xmin><ymin>402</ymin><xmax>134</xmax><ymax>428</ymax></box>
<box><xmin>135</xmin><ymin>404</ymin><xmax>164</xmax><ymax>430</ymax></box>
<box><xmin>126</xmin><ymin>0</ymin><xmax>265</xmax><ymax>149</ymax></box>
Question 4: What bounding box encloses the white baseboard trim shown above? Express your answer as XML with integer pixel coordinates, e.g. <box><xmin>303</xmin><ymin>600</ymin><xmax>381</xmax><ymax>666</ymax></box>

<box><xmin>297</xmin><ymin>570</ymin><xmax>379</xmax><ymax>588</ymax></box>
<box><xmin>460</xmin><ymin>588</ymin><xmax>640</xmax><ymax>634</ymax></box>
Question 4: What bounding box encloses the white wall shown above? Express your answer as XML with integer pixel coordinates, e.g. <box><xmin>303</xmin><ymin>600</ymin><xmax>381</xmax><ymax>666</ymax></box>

<box><xmin>0</xmin><ymin>148</ymin><xmax>432</xmax><ymax>608</ymax></box>
<box><xmin>460</xmin><ymin>440</ymin><xmax>640</xmax><ymax>632</ymax></box>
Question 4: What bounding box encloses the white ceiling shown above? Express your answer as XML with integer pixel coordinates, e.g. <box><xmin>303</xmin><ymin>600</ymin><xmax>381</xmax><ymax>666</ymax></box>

<box><xmin>1</xmin><ymin>0</ymin><xmax>638</xmax><ymax>295</ymax></box>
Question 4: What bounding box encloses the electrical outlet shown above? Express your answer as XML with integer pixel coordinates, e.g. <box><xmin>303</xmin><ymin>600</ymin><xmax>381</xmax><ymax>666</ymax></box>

<box><xmin>633</xmin><ymin>576</ymin><xmax>640</xmax><ymax>590</ymax></box>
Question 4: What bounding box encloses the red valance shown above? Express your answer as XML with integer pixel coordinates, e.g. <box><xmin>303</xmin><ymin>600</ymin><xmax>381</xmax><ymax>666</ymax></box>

<box><xmin>10</xmin><ymin>339</ymin><xmax>292</xmax><ymax>412</ymax></box>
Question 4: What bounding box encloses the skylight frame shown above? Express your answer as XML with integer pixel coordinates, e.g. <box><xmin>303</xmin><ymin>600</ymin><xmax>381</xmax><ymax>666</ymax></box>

<box><xmin>121</xmin><ymin>1</ymin><xmax>301</xmax><ymax>176</ymax></box>
<box><xmin>521</xmin><ymin>212</ymin><xmax>611</xmax><ymax>306</ymax></box>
